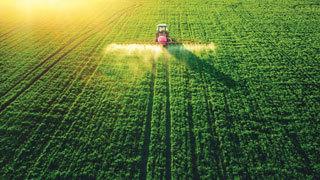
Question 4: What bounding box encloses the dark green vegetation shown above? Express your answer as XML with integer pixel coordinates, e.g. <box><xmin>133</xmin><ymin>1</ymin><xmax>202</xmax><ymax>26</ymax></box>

<box><xmin>0</xmin><ymin>0</ymin><xmax>319</xmax><ymax>179</ymax></box>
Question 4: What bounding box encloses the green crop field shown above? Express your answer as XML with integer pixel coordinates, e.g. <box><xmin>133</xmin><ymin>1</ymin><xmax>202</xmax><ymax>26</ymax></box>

<box><xmin>0</xmin><ymin>0</ymin><xmax>319</xmax><ymax>179</ymax></box>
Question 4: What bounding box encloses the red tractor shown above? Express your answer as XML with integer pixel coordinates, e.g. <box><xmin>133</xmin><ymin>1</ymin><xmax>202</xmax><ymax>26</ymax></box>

<box><xmin>155</xmin><ymin>24</ymin><xmax>172</xmax><ymax>46</ymax></box>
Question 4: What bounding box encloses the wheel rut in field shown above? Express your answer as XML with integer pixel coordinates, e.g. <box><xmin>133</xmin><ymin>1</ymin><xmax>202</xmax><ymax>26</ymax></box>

<box><xmin>0</xmin><ymin>34</ymin><xmax>80</xmax><ymax>98</ymax></box>
<box><xmin>223</xmin><ymin>92</ymin><xmax>249</xmax><ymax>178</ymax></box>
<box><xmin>1</xmin><ymin>4</ymin><xmax>139</xmax><ymax>98</ymax></box>
<box><xmin>185</xmin><ymin>70</ymin><xmax>200</xmax><ymax>180</ymax></box>
<box><xmin>285</xmin><ymin>129</ymin><xmax>313</xmax><ymax>175</ymax></box>
<box><xmin>0</xmin><ymin>32</ymin><xmax>107</xmax><ymax>168</ymax></box>
<box><xmin>20</xmin><ymin>6</ymin><xmax>142</xmax><ymax>175</ymax></box>
<box><xmin>26</xmin><ymin>3</ymin><xmax>142</xmax><ymax>176</ymax></box>
<box><xmin>164</xmin><ymin>55</ymin><xmax>172</xmax><ymax>180</ymax></box>
<box><xmin>167</xmin><ymin>41</ymin><xmax>232</xmax><ymax>178</ymax></box>
<box><xmin>232</xmin><ymin>6</ymin><xmax>315</xmax><ymax>176</ymax></box>
<box><xmin>201</xmin><ymin>74</ymin><xmax>226</xmax><ymax>179</ymax></box>
<box><xmin>140</xmin><ymin>58</ymin><xmax>156</xmax><ymax>180</ymax></box>
<box><xmin>0</xmin><ymin>27</ymin><xmax>18</xmax><ymax>40</ymax></box>
<box><xmin>192</xmin><ymin>51</ymin><xmax>226</xmax><ymax>177</ymax></box>
<box><xmin>1</xmin><ymin>4</ymin><xmax>143</xmax><ymax>173</ymax></box>
<box><xmin>0</xmin><ymin>4</ymin><xmax>140</xmax><ymax>114</ymax></box>
<box><xmin>0</xmin><ymin>28</ymin><xmax>22</xmax><ymax>42</ymax></box>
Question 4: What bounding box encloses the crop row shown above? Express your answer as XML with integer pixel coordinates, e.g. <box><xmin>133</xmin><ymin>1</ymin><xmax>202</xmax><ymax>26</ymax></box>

<box><xmin>0</xmin><ymin>4</ymin><xmax>140</xmax><ymax>178</ymax></box>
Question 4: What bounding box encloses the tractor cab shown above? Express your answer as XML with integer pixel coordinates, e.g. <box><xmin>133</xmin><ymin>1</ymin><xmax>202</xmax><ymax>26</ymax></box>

<box><xmin>157</xmin><ymin>24</ymin><xmax>168</xmax><ymax>33</ymax></box>
<box><xmin>156</xmin><ymin>24</ymin><xmax>171</xmax><ymax>46</ymax></box>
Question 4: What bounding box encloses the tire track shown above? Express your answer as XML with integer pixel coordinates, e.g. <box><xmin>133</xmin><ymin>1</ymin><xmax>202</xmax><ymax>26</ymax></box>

<box><xmin>140</xmin><ymin>57</ymin><xmax>156</xmax><ymax>180</ymax></box>
<box><xmin>0</xmin><ymin>18</ymin><xmax>93</xmax><ymax>85</ymax></box>
<box><xmin>78</xmin><ymin>6</ymin><xmax>147</xmax><ymax>177</ymax></box>
<box><xmin>0</xmin><ymin>34</ymin><xmax>80</xmax><ymax>97</ymax></box>
<box><xmin>189</xmin><ymin>9</ymin><xmax>227</xmax><ymax>178</ymax></box>
<box><xmin>26</xmin><ymin>4</ymin><xmax>142</xmax><ymax>176</ymax></box>
<box><xmin>27</xmin><ymin>39</ymin><xmax>107</xmax><ymax>175</ymax></box>
<box><xmin>0</xmin><ymin>2</ymin><xmax>100</xmax><ymax>44</ymax></box>
<box><xmin>0</xmin><ymin>33</ymin><xmax>107</xmax><ymax>169</ymax></box>
<box><xmin>0</xmin><ymin>10</ymin><xmax>84</xmax><ymax>48</ymax></box>
<box><xmin>0</xmin><ymin>28</ymin><xmax>22</xmax><ymax>42</ymax></box>
<box><xmin>0</xmin><ymin>16</ymin><xmax>46</xmax><ymax>42</ymax></box>
<box><xmin>0</xmin><ymin>23</ymin><xmax>47</xmax><ymax>44</ymax></box>
<box><xmin>164</xmin><ymin>54</ymin><xmax>172</xmax><ymax>180</ymax></box>
<box><xmin>0</xmin><ymin>4</ymin><xmax>140</xmax><ymax>114</ymax></box>
<box><xmin>3</xmin><ymin>2</ymin><xmax>140</xmax><ymax>164</ymax></box>
<box><xmin>185</xmin><ymin>70</ymin><xmax>200</xmax><ymax>180</ymax></box>
<box><xmin>20</xmin><ymin>5</ymin><xmax>142</xmax><ymax>177</ymax></box>
<box><xmin>3</xmin><ymin>6</ymin><xmax>139</xmax><ymax>176</ymax></box>
<box><xmin>285</xmin><ymin>128</ymin><xmax>313</xmax><ymax>175</ymax></box>
<box><xmin>0</xmin><ymin>5</ymin><xmax>137</xmax><ymax>98</ymax></box>
<box><xmin>231</xmin><ymin>5</ymin><xmax>315</xmax><ymax>176</ymax></box>
<box><xmin>0</xmin><ymin>27</ymin><xmax>18</xmax><ymax>40</ymax></box>
<box><xmin>0</xmin><ymin>34</ymin><xmax>89</xmax><ymax>113</ymax></box>
<box><xmin>29</xmin><ymin>6</ymin><xmax>138</xmax><ymax>170</ymax></box>
<box><xmin>222</xmin><ymin>91</ymin><xmax>249</xmax><ymax>178</ymax></box>
<box><xmin>213</xmin><ymin>8</ymin><xmax>251</xmax><ymax>178</ymax></box>
<box><xmin>69</xmin><ymin>5</ymin><xmax>140</xmax><ymax>176</ymax></box>
<box><xmin>199</xmin><ymin>68</ymin><xmax>226</xmax><ymax>179</ymax></box>
<box><xmin>0</xmin><ymin>29</ymin><xmax>47</xmax><ymax>53</ymax></box>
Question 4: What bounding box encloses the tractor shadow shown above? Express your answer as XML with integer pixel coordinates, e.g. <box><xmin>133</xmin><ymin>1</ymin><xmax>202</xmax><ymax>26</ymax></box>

<box><xmin>164</xmin><ymin>43</ymin><xmax>316</xmax><ymax>177</ymax></box>
<box><xmin>164</xmin><ymin>42</ymin><xmax>250</xmax><ymax>177</ymax></box>
<box><xmin>165</xmin><ymin>42</ymin><xmax>244</xmax><ymax>91</ymax></box>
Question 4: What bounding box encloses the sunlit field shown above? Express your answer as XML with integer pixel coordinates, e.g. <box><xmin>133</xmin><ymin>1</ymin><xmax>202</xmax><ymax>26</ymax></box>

<box><xmin>0</xmin><ymin>0</ymin><xmax>319</xmax><ymax>179</ymax></box>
